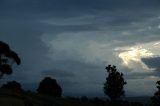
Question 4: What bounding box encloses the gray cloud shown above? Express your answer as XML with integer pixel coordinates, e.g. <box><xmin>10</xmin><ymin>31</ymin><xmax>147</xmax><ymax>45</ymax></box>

<box><xmin>142</xmin><ymin>57</ymin><xmax>160</xmax><ymax>77</ymax></box>
<box><xmin>42</xmin><ymin>69</ymin><xmax>75</xmax><ymax>78</ymax></box>
<box><xmin>142</xmin><ymin>57</ymin><xmax>160</xmax><ymax>70</ymax></box>
<box><xmin>40</xmin><ymin>60</ymin><xmax>105</xmax><ymax>96</ymax></box>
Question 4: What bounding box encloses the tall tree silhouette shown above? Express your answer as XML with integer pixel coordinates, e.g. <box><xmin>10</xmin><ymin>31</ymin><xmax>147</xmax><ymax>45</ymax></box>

<box><xmin>0</xmin><ymin>41</ymin><xmax>21</xmax><ymax>78</ymax></box>
<box><xmin>37</xmin><ymin>77</ymin><xmax>62</xmax><ymax>97</ymax></box>
<box><xmin>104</xmin><ymin>65</ymin><xmax>126</xmax><ymax>101</ymax></box>
<box><xmin>150</xmin><ymin>80</ymin><xmax>160</xmax><ymax>106</ymax></box>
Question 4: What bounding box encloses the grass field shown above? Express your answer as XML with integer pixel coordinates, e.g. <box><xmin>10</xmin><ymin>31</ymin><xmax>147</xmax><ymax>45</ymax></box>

<box><xmin>0</xmin><ymin>88</ymin><xmax>101</xmax><ymax>106</ymax></box>
<box><xmin>0</xmin><ymin>89</ymin><xmax>148</xmax><ymax>106</ymax></box>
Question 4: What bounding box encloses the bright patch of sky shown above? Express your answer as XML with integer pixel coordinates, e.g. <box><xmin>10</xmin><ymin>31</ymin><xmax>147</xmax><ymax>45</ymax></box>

<box><xmin>115</xmin><ymin>41</ymin><xmax>160</xmax><ymax>72</ymax></box>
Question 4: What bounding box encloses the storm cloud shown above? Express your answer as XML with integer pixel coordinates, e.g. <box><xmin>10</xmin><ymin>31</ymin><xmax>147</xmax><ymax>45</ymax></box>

<box><xmin>1</xmin><ymin>0</ymin><xmax>160</xmax><ymax>97</ymax></box>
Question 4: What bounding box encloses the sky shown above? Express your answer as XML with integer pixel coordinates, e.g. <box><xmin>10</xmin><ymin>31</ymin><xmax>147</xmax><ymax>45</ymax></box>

<box><xmin>1</xmin><ymin>0</ymin><xmax>160</xmax><ymax>97</ymax></box>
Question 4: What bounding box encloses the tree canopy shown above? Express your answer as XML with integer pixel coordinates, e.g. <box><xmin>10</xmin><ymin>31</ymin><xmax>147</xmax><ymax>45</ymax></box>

<box><xmin>0</xmin><ymin>41</ymin><xmax>21</xmax><ymax>78</ymax></box>
<box><xmin>37</xmin><ymin>77</ymin><xmax>62</xmax><ymax>97</ymax></box>
<box><xmin>104</xmin><ymin>65</ymin><xmax>127</xmax><ymax>101</ymax></box>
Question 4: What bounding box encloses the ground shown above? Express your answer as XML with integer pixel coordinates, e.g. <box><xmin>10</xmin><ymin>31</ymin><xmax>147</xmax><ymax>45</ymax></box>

<box><xmin>0</xmin><ymin>88</ymin><xmax>100</xmax><ymax>106</ymax></box>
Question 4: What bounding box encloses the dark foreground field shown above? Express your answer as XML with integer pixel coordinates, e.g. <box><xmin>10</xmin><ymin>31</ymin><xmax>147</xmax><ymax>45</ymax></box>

<box><xmin>0</xmin><ymin>88</ymin><xmax>150</xmax><ymax>106</ymax></box>
<box><xmin>0</xmin><ymin>88</ymin><xmax>102</xmax><ymax>106</ymax></box>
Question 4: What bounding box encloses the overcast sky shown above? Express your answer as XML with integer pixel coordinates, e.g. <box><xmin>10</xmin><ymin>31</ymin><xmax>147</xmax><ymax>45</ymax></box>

<box><xmin>1</xmin><ymin>0</ymin><xmax>160</xmax><ymax>97</ymax></box>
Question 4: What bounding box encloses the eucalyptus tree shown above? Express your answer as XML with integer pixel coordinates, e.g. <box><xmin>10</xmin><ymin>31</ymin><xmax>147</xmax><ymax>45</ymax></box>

<box><xmin>0</xmin><ymin>41</ymin><xmax>21</xmax><ymax>78</ymax></box>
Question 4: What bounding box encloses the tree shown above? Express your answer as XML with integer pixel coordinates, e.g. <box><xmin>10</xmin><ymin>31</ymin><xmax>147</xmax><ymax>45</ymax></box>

<box><xmin>0</xmin><ymin>41</ymin><xmax>21</xmax><ymax>78</ymax></box>
<box><xmin>104</xmin><ymin>65</ymin><xmax>127</xmax><ymax>101</ymax></box>
<box><xmin>1</xmin><ymin>80</ymin><xmax>22</xmax><ymax>91</ymax></box>
<box><xmin>150</xmin><ymin>80</ymin><xmax>160</xmax><ymax>106</ymax></box>
<box><xmin>37</xmin><ymin>77</ymin><xmax>62</xmax><ymax>97</ymax></box>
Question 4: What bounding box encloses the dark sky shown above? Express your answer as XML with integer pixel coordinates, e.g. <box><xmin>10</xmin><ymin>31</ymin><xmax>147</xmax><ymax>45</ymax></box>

<box><xmin>1</xmin><ymin>0</ymin><xmax>160</xmax><ymax>97</ymax></box>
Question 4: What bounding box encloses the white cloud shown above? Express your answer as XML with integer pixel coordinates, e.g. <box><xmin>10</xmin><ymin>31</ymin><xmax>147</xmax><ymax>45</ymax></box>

<box><xmin>115</xmin><ymin>41</ymin><xmax>160</xmax><ymax>73</ymax></box>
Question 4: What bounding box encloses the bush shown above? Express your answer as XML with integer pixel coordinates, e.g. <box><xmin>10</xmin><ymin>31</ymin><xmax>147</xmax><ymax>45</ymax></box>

<box><xmin>37</xmin><ymin>77</ymin><xmax>62</xmax><ymax>97</ymax></box>
<box><xmin>1</xmin><ymin>80</ymin><xmax>22</xmax><ymax>91</ymax></box>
